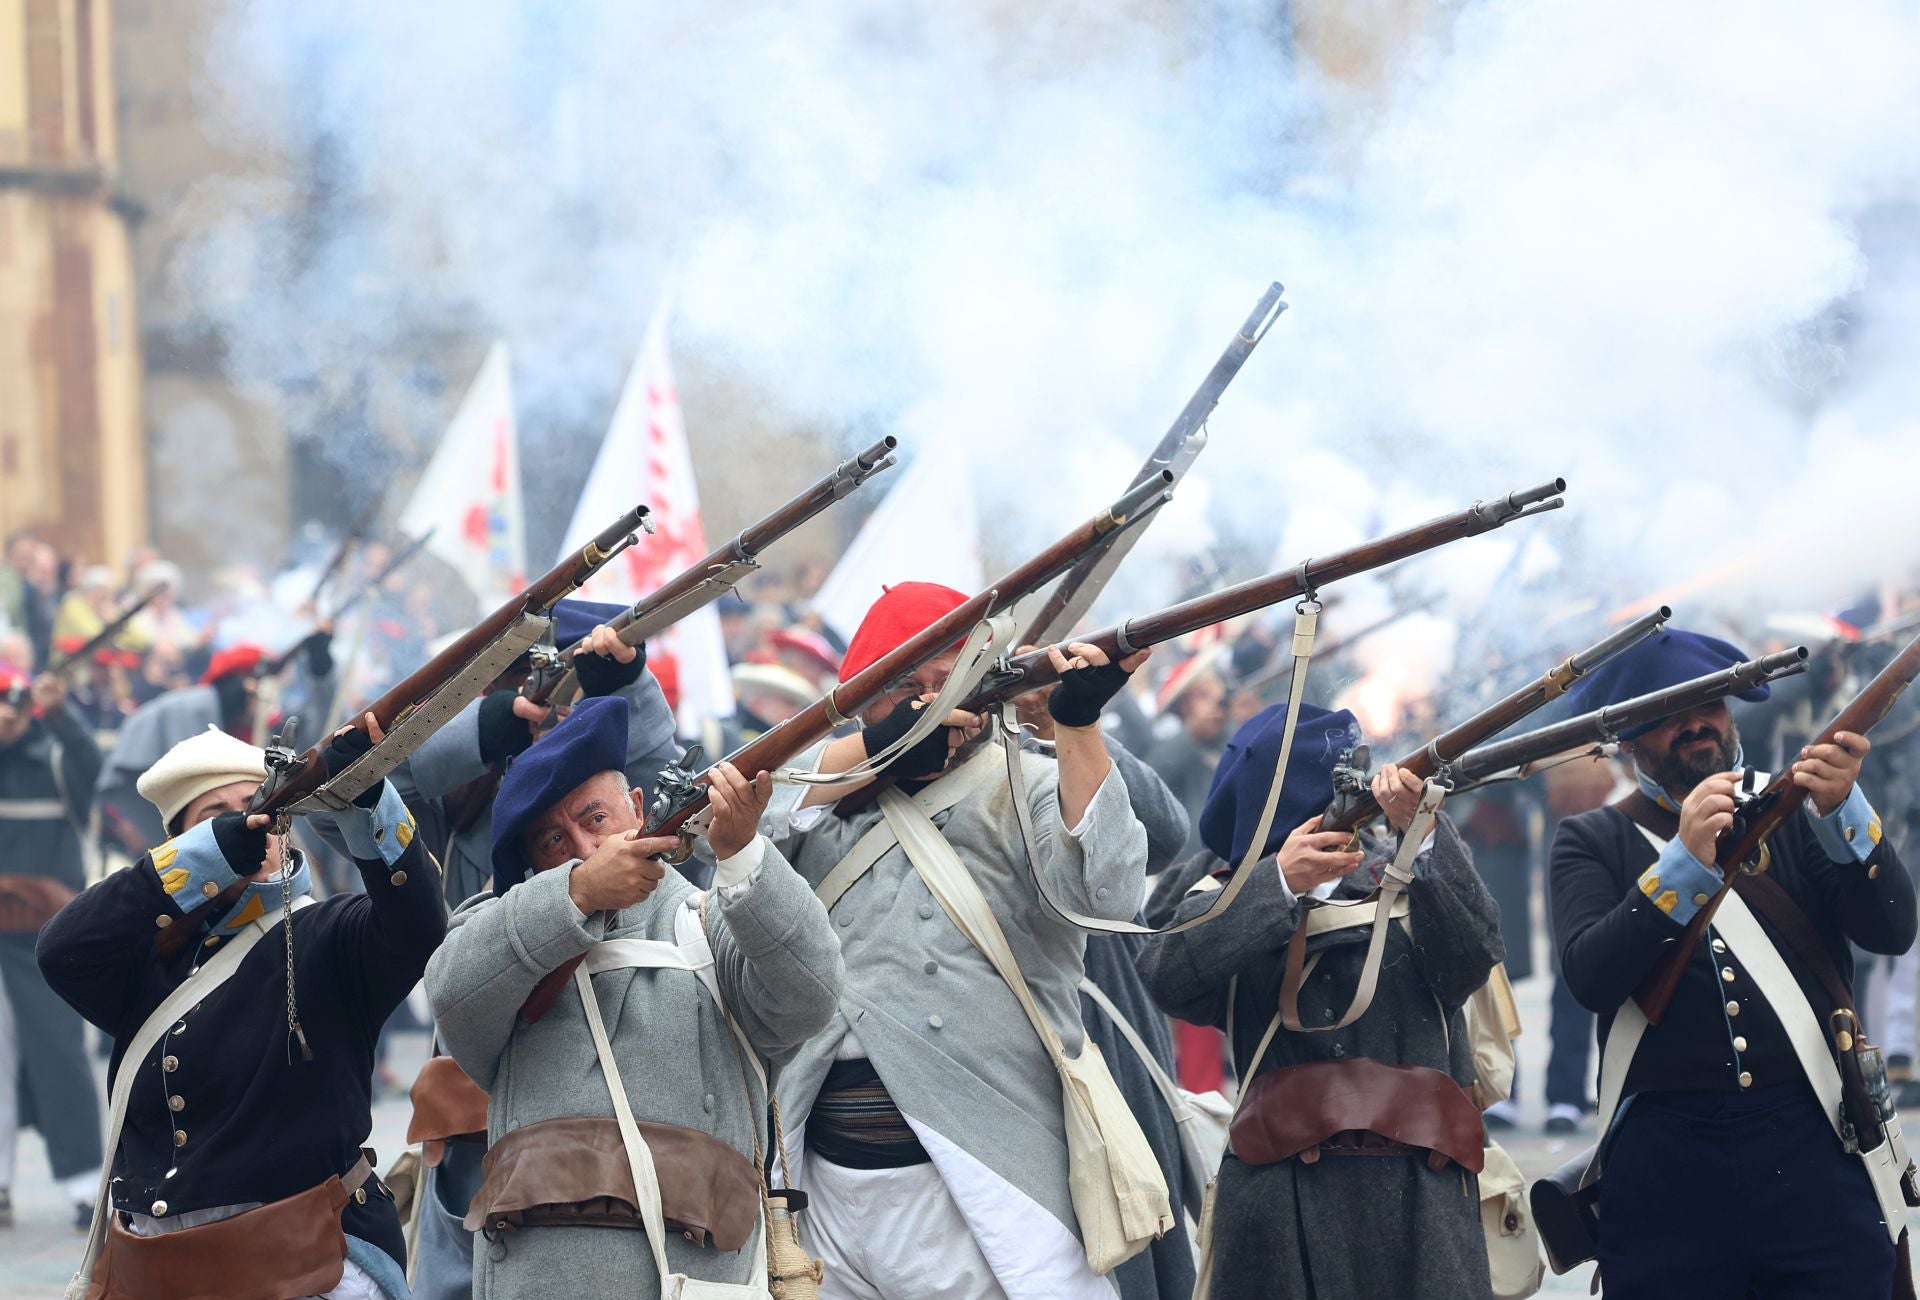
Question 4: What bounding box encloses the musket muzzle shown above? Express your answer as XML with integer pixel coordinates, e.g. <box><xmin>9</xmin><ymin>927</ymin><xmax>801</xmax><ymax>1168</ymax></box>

<box><xmin>1475</xmin><ymin>477</ymin><xmax>1568</xmax><ymax>526</ymax></box>
<box><xmin>1568</xmin><ymin>605</ymin><xmax>1673</xmax><ymax>678</ymax></box>
<box><xmin>856</xmin><ymin>435</ymin><xmax>898</xmax><ymax>470</ymax></box>
<box><xmin>1102</xmin><ymin>470</ymin><xmax>1177</xmax><ymax>533</ymax></box>
<box><xmin>1740</xmin><ymin>645</ymin><xmax>1811</xmax><ymax>688</ymax></box>
<box><xmin>583</xmin><ymin>506</ymin><xmax>651</xmax><ymax>563</ymax></box>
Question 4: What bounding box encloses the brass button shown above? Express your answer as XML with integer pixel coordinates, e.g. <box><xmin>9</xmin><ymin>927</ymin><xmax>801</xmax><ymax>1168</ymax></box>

<box><xmin>172</xmin><ymin>1022</ymin><xmax>186</xmax><ymax>1035</ymax></box>
<box><xmin>373</xmin><ymin>826</ymin><xmax>385</xmax><ymax>843</ymax></box>
<box><xmin>155</xmin><ymin>914</ymin><xmax>173</xmax><ymax>929</ymax></box>
<box><xmin>1845</xmin><ymin>825</ymin><xmax>1857</xmax><ymax>843</ymax></box>
<box><xmin>200</xmin><ymin>881</ymin><xmax>220</xmax><ymax>898</ymax></box>
<box><xmin>1726</xmin><ymin>1001</ymin><xmax>1741</xmax><ymax>1017</ymax></box>
<box><xmin>1693</xmin><ymin>893</ymin><xmax>1710</xmax><ymax>906</ymax></box>
<box><xmin>1712</xmin><ymin>939</ymin><xmax>1727</xmax><ymax>954</ymax></box>
<box><xmin>353</xmin><ymin>1187</ymin><xmax>367</xmax><ymax>1205</ymax></box>
<box><xmin>1869</xmin><ymin>864</ymin><xmax>1881</xmax><ymax>880</ymax></box>
<box><xmin>202</xmin><ymin>937</ymin><xmax>219</xmax><ymax>948</ymax></box>
<box><xmin>162</xmin><ymin>1055</ymin><xmax>179</xmax><ymax>1072</ymax></box>
<box><xmin>389</xmin><ymin>870</ymin><xmax>407</xmax><ymax>887</ymax></box>
<box><xmin>168</xmin><ymin>1095</ymin><xmax>184</xmax><ymax>1112</ymax></box>
<box><xmin>1733</xmin><ymin>1036</ymin><xmax>1748</xmax><ymax>1053</ymax></box>
<box><xmin>173</xmin><ymin>1130</ymin><xmax>188</xmax><ymax>1147</ymax></box>
<box><xmin>1721</xmin><ymin>967</ymin><xmax>1736</xmax><ymax>983</ymax></box>
<box><xmin>1738</xmin><ymin>1071</ymin><xmax>1753</xmax><ymax>1089</ymax></box>
<box><xmin>151</xmin><ymin>1199</ymin><xmax>168</xmax><ymax>1216</ymax></box>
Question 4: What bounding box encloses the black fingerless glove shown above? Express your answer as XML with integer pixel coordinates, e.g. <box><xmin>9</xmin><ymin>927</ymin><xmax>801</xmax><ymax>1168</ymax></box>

<box><xmin>573</xmin><ymin>640</ymin><xmax>646</xmax><ymax>698</ymax></box>
<box><xmin>322</xmin><ymin>726</ymin><xmax>382</xmax><ymax>807</ymax></box>
<box><xmin>1047</xmin><ymin>660</ymin><xmax>1132</xmax><ymax>729</ymax></box>
<box><xmin>302</xmin><ymin>629</ymin><xmax>334</xmax><ymax>680</ymax></box>
<box><xmin>478</xmin><ymin>690</ymin><xmax>537</xmax><ymax>765</ymax></box>
<box><xmin>863</xmin><ymin>699</ymin><xmax>953</xmax><ymax>781</ymax></box>
<box><xmin>209</xmin><ymin>811</ymin><xmax>269</xmax><ymax>877</ymax></box>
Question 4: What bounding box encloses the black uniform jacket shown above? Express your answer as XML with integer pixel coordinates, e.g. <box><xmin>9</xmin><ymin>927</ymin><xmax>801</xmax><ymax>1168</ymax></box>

<box><xmin>36</xmin><ymin>794</ymin><xmax>445</xmax><ymax>1261</ymax></box>
<box><xmin>1551</xmin><ymin>792</ymin><xmax>1916</xmax><ymax>1099</ymax></box>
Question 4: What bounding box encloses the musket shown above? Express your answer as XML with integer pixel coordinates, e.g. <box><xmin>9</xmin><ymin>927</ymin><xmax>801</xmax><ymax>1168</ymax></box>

<box><xmin>1440</xmin><ymin>647</ymin><xmax>1812</xmax><ymax>795</ymax></box>
<box><xmin>524</xmin><ymin>437</ymin><xmax>899</xmax><ymax>708</ymax></box>
<box><xmin>1317</xmin><ymin>606</ymin><xmax>1675</xmax><ymax>835</ymax></box>
<box><xmin>518</xmin><ymin>473</ymin><xmax>1177</xmax><ymax>1023</ymax></box>
<box><xmin>1020</xmin><ymin>284</ymin><xmax>1288</xmax><ymax>646</ymax></box>
<box><xmin>46</xmin><ymin>586</ymin><xmax>163</xmax><ymax>679</ymax></box>
<box><xmin>154</xmin><ymin>506</ymin><xmax>652</xmax><ymax>959</ymax></box>
<box><xmin>1636</xmin><ymin>630</ymin><xmax>1920</xmax><ymax>1024</ymax></box>
<box><xmin>309</xmin><ymin>499</ymin><xmax>381</xmax><ymax>608</ymax></box>
<box><xmin>830</xmin><ymin>479</ymin><xmax>1571</xmax><ymax>818</ymax></box>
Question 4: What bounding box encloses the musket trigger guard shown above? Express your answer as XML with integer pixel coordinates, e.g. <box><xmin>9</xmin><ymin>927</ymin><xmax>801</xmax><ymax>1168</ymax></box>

<box><xmin>657</xmin><ymin>834</ymin><xmax>696</xmax><ymax>867</ymax></box>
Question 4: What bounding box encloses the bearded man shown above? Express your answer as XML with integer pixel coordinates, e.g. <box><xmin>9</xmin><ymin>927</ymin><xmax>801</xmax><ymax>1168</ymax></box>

<box><xmin>1550</xmin><ymin>629</ymin><xmax>1917</xmax><ymax>1298</ymax></box>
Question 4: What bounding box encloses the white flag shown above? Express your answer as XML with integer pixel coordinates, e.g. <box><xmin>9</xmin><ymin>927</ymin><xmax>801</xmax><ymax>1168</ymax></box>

<box><xmin>397</xmin><ymin>342</ymin><xmax>527</xmax><ymax>606</ymax></box>
<box><xmin>811</xmin><ymin>443</ymin><xmax>985</xmax><ymax>645</ymax></box>
<box><xmin>557</xmin><ymin>300</ymin><xmax>734</xmax><ymax>732</ymax></box>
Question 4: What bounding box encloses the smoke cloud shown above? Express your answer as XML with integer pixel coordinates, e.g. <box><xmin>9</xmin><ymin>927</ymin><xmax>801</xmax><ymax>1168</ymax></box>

<box><xmin>176</xmin><ymin>0</ymin><xmax>1920</xmax><ymax>641</ymax></box>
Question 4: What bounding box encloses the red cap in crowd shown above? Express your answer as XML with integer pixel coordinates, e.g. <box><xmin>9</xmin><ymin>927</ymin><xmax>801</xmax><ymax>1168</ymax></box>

<box><xmin>838</xmin><ymin>582</ymin><xmax>969</xmax><ymax>683</ymax></box>
<box><xmin>649</xmin><ymin>650</ymin><xmax>681</xmax><ymax>715</ymax></box>
<box><xmin>768</xmin><ymin>627</ymin><xmax>840</xmax><ymax>680</ymax></box>
<box><xmin>199</xmin><ymin>643</ymin><xmax>265</xmax><ymax>684</ymax></box>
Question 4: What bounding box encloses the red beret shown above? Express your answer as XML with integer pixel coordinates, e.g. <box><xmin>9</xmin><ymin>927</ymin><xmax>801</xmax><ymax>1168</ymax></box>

<box><xmin>199</xmin><ymin>643</ymin><xmax>264</xmax><ymax>684</ymax></box>
<box><xmin>839</xmin><ymin>582</ymin><xmax>969</xmax><ymax>683</ymax></box>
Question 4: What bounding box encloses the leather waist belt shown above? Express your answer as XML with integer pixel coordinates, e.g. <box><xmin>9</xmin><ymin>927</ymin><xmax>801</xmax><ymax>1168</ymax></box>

<box><xmin>466</xmin><ymin>1116</ymin><xmax>762</xmax><ymax>1252</ymax></box>
<box><xmin>89</xmin><ymin>1156</ymin><xmax>374</xmax><ymax>1300</ymax></box>
<box><xmin>1229</xmin><ymin>1057</ymin><xmax>1486</xmax><ymax>1175</ymax></box>
<box><xmin>0</xmin><ymin>874</ymin><xmax>77</xmax><ymax>932</ymax></box>
<box><xmin>408</xmin><ymin>1054</ymin><xmax>491</xmax><ymax>1166</ymax></box>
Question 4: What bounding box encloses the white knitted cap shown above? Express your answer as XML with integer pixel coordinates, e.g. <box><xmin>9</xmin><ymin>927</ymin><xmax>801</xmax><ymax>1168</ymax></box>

<box><xmin>137</xmin><ymin>725</ymin><xmax>269</xmax><ymax>829</ymax></box>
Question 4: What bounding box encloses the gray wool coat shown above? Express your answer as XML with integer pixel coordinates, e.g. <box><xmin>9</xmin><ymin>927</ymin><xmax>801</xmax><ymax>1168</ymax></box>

<box><xmin>762</xmin><ymin>738</ymin><xmax>1148</xmax><ymax>1293</ymax></box>
<box><xmin>425</xmin><ymin>844</ymin><xmax>843</xmax><ymax>1299</ymax></box>
<box><xmin>1137</xmin><ymin>818</ymin><xmax>1502</xmax><ymax>1300</ymax></box>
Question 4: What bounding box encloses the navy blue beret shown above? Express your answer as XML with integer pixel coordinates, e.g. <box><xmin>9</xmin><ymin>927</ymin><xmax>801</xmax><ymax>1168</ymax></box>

<box><xmin>1199</xmin><ymin>701</ymin><xmax>1360</xmax><ymax>865</ymax></box>
<box><xmin>491</xmin><ymin>693</ymin><xmax>631</xmax><ymax>892</ymax></box>
<box><xmin>1561</xmin><ymin>629</ymin><xmax>1769</xmax><ymax>740</ymax></box>
<box><xmin>554</xmin><ymin>598</ymin><xmax>630</xmax><ymax>650</ymax></box>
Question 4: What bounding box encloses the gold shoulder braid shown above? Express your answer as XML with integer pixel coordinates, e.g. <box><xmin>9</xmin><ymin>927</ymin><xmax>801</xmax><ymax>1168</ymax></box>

<box><xmin>700</xmin><ymin>894</ymin><xmax>823</xmax><ymax>1298</ymax></box>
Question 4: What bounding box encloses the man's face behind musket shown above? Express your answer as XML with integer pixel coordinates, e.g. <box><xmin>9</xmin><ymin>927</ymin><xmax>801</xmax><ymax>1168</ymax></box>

<box><xmin>521</xmin><ymin>770</ymin><xmax>646</xmax><ymax>873</ymax></box>
<box><xmin>1625</xmin><ymin>701</ymin><xmax>1741</xmax><ymax>796</ymax></box>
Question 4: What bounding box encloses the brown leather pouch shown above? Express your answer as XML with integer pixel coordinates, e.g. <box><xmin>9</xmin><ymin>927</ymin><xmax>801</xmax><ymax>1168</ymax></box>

<box><xmin>0</xmin><ymin>875</ymin><xmax>77</xmax><ymax>932</ymax></box>
<box><xmin>409</xmin><ymin>1055</ymin><xmax>491</xmax><ymax>1167</ymax></box>
<box><xmin>1230</xmin><ymin>1057</ymin><xmax>1486</xmax><ymax>1174</ymax></box>
<box><xmin>466</xmin><ymin>1116</ymin><xmax>762</xmax><ymax>1252</ymax></box>
<box><xmin>89</xmin><ymin>1177</ymin><xmax>350</xmax><ymax>1300</ymax></box>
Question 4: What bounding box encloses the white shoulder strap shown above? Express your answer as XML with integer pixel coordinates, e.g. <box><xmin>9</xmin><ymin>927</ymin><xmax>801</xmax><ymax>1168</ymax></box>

<box><xmin>812</xmin><ymin>744</ymin><xmax>1003</xmax><ymax>914</ymax></box>
<box><xmin>68</xmin><ymin>898</ymin><xmax>314</xmax><ymax>1299</ymax></box>
<box><xmin>877</xmin><ymin>787</ymin><xmax>1068</xmax><ymax>1065</ymax></box>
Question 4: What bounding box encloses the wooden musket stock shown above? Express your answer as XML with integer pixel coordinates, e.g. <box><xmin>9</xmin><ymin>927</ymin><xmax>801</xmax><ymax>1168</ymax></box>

<box><xmin>1636</xmin><ymin>630</ymin><xmax>1920</xmax><ymax>1023</ymax></box>
<box><xmin>516</xmin><ymin>473</ymin><xmax>1176</xmax><ymax>1023</ymax></box>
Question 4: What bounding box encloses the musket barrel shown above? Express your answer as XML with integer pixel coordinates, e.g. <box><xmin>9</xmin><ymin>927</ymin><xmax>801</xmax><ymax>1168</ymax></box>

<box><xmin>1103</xmin><ymin>470</ymin><xmax>1176</xmax><ymax>530</ymax></box>
<box><xmin>1569</xmin><ymin>606</ymin><xmax>1674</xmax><ymax>676</ymax></box>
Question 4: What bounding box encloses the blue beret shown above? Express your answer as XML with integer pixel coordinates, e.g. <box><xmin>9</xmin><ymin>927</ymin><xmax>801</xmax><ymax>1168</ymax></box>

<box><xmin>554</xmin><ymin>598</ymin><xmax>630</xmax><ymax>650</ymax></box>
<box><xmin>1199</xmin><ymin>701</ymin><xmax>1360</xmax><ymax>865</ymax></box>
<box><xmin>491</xmin><ymin>693</ymin><xmax>631</xmax><ymax>893</ymax></box>
<box><xmin>1561</xmin><ymin>629</ymin><xmax>1769</xmax><ymax>740</ymax></box>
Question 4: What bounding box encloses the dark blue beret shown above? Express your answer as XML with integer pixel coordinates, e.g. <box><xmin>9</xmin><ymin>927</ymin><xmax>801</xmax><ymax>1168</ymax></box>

<box><xmin>1561</xmin><ymin>629</ymin><xmax>1769</xmax><ymax>740</ymax></box>
<box><xmin>491</xmin><ymin>693</ymin><xmax>631</xmax><ymax>893</ymax></box>
<box><xmin>1199</xmin><ymin>701</ymin><xmax>1360</xmax><ymax>865</ymax></box>
<box><xmin>554</xmin><ymin>598</ymin><xmax>630</xmax><ymax>650</ymax></box>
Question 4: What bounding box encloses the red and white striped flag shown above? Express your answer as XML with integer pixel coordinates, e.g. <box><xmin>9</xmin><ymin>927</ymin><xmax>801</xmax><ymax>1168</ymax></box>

<box><xmin>556</xmin><ymin>298</ymin><xmax>734</xmax><ymax>733</ymax></box>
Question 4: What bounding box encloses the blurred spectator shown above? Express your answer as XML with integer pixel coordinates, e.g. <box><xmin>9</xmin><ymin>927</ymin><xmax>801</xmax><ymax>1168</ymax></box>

<box><xmin>1147</xmin><ymin>650</ymin><xmax>1230</xmax><ymax>859</ymax></box>
<box><xmin>52</xmin><ymin>565</ymin><xmax>117</xmax><ymax>643</ymax></box>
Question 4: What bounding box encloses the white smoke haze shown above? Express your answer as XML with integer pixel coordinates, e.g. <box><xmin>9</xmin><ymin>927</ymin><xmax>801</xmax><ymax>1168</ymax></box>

<box><xmin>174</xmin><ymin>0</ymin><xmax>1920</xmax><ymax>660</ymax></box>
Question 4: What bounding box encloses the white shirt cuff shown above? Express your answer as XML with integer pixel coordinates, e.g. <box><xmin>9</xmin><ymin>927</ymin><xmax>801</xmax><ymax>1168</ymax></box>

<box><xmin>713</xmin><ymin>834</ymin><xmax>766</xmax><ymax>893</ymax></box>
